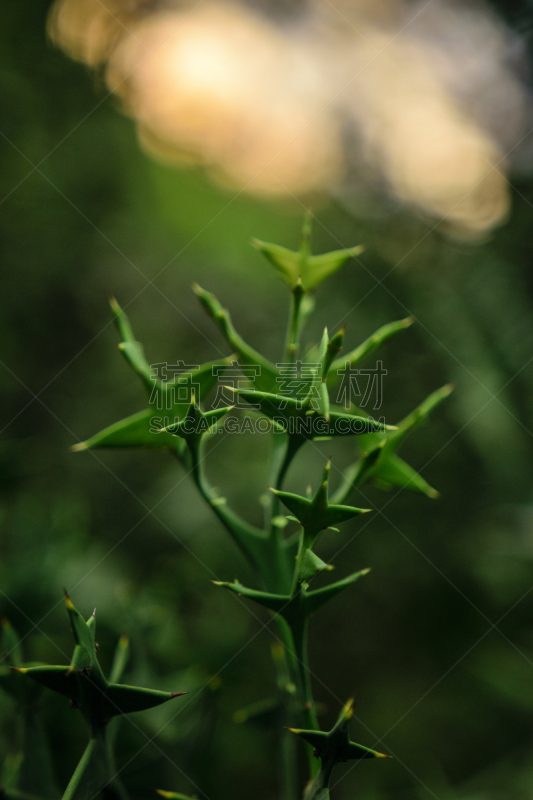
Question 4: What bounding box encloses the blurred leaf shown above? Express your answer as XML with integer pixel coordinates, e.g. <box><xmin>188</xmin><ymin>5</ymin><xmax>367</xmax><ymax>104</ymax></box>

<box><xmin>322</xmin><ymin>327</ymin><xmax>345</xmax><ymax>380</ymax></box>
<box><xmin>106</xmin><ymin>683</ymin><xmax>185</xmax><ymax>716</ymax></box>
<box><xmin>354</xmin><ymin>384</ymin><xmax>454</xmax><ymax>499</ymax></box>
<box><xmin>65</xmin><ymin>596</ymin><xmax>100</xmax><ymax>676</ymax></box>
<box><xmin>18</xmin><ymin>713</ymin><xmax>58</xmax><ymax>800</ymax></box>
<box><xmin>108</xmin><ymin>636</ymin><xmax>129</xmax><ymax>685</ymax></box>
<box><xmin>304</xmin><ymin>569</ymin><xmax>371</xmax><ymax>615</ymax></box>
<box><xmin>373</xmin><ymin>453</ymin><xmax>439</xmax><ymax>497</ymax></box>
<box><xmin>233</xmin><ymin>696</ymin><xmax>280</xmax><ymax>726</ymax></box>
<box><xmin>329</xmin><ymin>317</ymin><xmax>413</xmax><ymax>385</ymax></box>
<box><xmin>212</xmin><ymin>580</ymin><xmax>289</xmax><ymax>615</ymax></box>
<box><xmin>72</xmin><ymin>355</ymin><xmax>232</xmax><ymax>453</ymax></box>
<box><xmin>71</xmin><ymin>409</ymin><xmax>182</xmax><ymax>452</ymax></box>
<box><xmin>1</xmin><ymin>617</ymin><xmax>23</xmax><ymax>668</ymax></box>
<box><xmin>252</xmin><ymin>215</ymin><xmax>364</xmax><ymax>291</ymax></box>
<box><xmin>0</xmin><ymin>620</ymin><xmax>42</xmax><ymax>707</ymax></box>
<box><xmin>193</xmin><ymin>284</ymin><xmax>279</xmax><ymax>393</ymax></box>
<box><xmin>110</xmin><ymin>296</ymin><xmax>155</xmax><ymax>394</ymax></box>
<box><xmin>16</xmin><ymin>595</ymin><xmax>186</xmax><ymax>729</ymax></box>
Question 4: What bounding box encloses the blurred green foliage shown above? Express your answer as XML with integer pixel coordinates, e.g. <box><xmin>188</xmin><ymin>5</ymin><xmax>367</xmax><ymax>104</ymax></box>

<box><xmin>3</xmin><ymin>1</ymin><xmax>533</xmax><ymax>799</ymax></box>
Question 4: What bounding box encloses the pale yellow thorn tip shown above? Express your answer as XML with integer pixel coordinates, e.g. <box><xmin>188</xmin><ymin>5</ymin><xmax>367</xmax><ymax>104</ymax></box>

<box><xmin>9</xmin><ymin>666</ymin><xmax>27</xmax><ymax>673</ymax></box>
<box><xmin>222</xmin><ymin>385</ymin><xmax>237</xmax><ymax>393</ymax></box>
<box><xmin>342</xmin><ymin>697</ymin><xmax>355</xmax><ymax>718</ymax></box>
<box><xmin>70</xmin><ymin>442</ymin><xmax>88</xmax><ymax>452</ymax></box>
<box><xmin>119</xmin><ymin>634</ymin><xmax>129</xmax><ymax>647</ymax></box>
<box><xmin>108</xmin><ymin>295</ymin><xmax>120</xmax><ymax>313</ymax></box>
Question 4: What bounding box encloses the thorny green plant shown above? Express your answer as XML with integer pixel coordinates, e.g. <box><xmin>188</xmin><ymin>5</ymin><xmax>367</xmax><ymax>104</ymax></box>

<box><xmin>0</xmin><ymin>217</ymin><xmax>451</xmax><ymax>800</ymax></box>
<box><xmin>0</xmin><ymin>600</ymin><xmax>186</xmax><ymax>800</ymax></box>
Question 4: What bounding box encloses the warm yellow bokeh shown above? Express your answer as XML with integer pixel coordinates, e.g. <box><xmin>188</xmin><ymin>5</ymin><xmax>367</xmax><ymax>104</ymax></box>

<box><xmin>49</xmin><ymin>0</ymin><xmax>529</xmax><ymax>237</ymax></box>
<box><xmin>105</xmin><ymin>4</ymin><xmax>344</xmax><ymax>196</ymax></box>
<box><xmin>48</xmin><ymin>0</ymin><xmax>130</xmax><ymax>66</ymax></box>
<box><xmin>334</xmin><ymin>27</ymin><xmax>510</xmax><ymax>236</ymax></box>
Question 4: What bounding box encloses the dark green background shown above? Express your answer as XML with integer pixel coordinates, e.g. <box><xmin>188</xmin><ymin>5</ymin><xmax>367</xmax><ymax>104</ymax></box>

<box><xmin>3</xmin><ymin>2</ymin><xmax>533</xmax><ymax>798</ymax></box>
